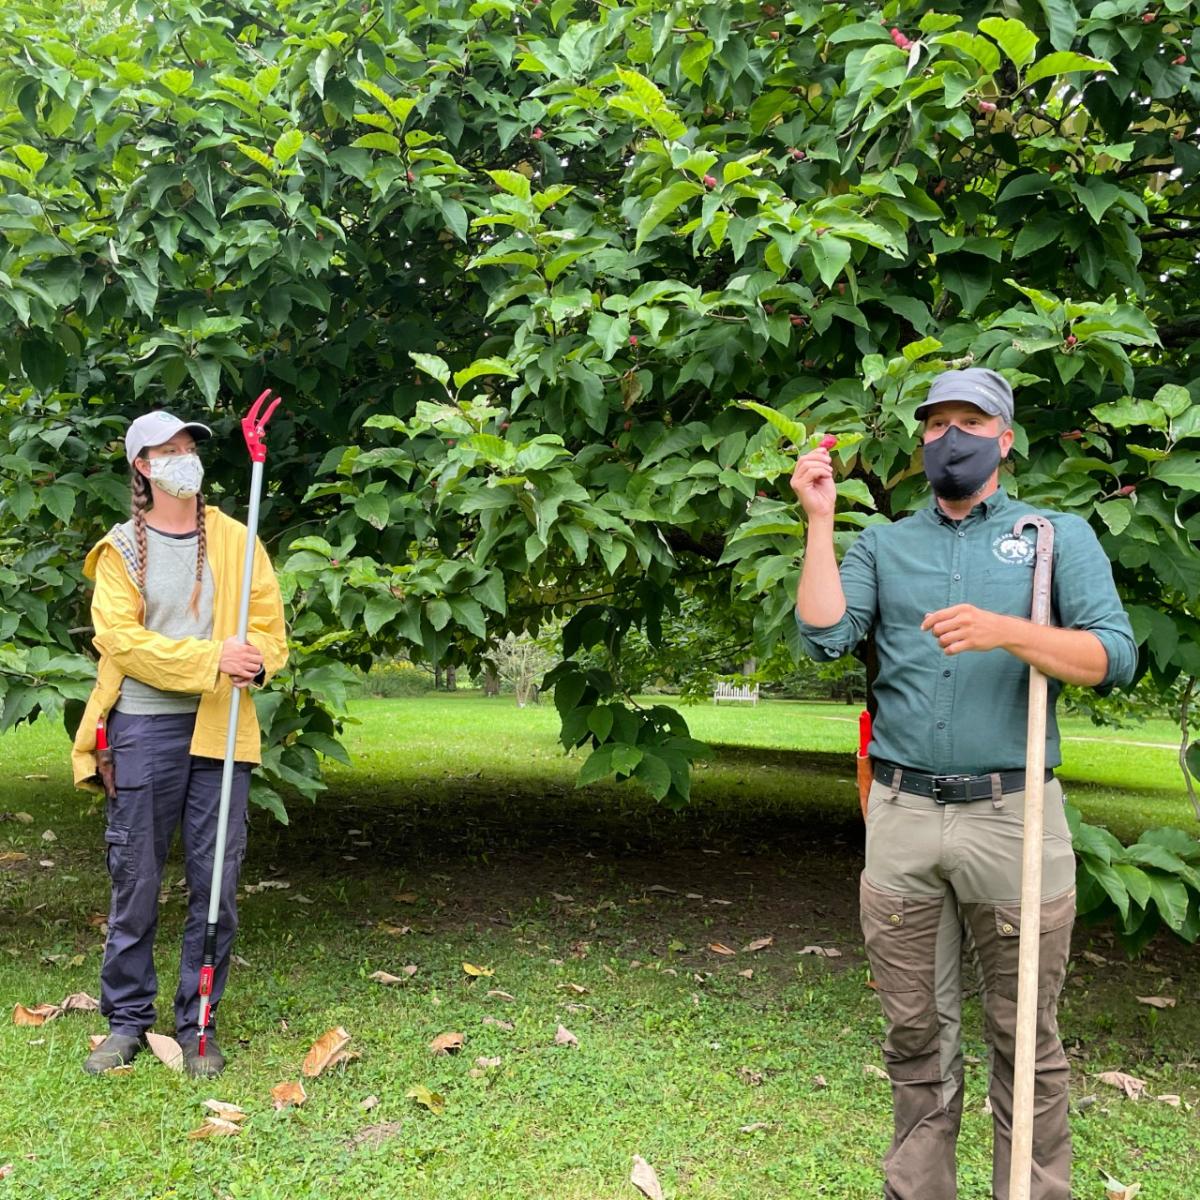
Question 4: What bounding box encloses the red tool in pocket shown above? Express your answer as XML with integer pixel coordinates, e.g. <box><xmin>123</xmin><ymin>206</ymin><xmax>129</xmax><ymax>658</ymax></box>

<box><xmin>856</xmin><ymin>710</ymin><xmax>872</xmax><ymax>822</ymax></box>
<box><xmin>95</xmin><ymin>719</ymin><xmax>117</xmax><ymax>801</ymax></box>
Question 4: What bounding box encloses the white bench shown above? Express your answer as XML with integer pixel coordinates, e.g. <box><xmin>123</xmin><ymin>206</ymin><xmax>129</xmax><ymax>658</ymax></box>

<box><xmin>713</xmin><ymin>681</ymin><xmax>760</xmax><ymax>705</ymax></box>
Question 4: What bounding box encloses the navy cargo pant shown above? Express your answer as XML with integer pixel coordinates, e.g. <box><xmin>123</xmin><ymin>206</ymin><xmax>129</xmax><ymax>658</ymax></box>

<box><xmin>101</xmin><ymin>709</ymin><xmax>250</xmax><ymax>1041</ymax></box>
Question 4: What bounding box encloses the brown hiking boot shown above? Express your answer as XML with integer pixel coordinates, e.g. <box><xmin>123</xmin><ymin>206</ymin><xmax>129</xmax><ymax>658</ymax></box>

<box><xmin>83</xmin><ymin>1033</ymin><xmax>144</xmax><ymax>1075</ymax></box>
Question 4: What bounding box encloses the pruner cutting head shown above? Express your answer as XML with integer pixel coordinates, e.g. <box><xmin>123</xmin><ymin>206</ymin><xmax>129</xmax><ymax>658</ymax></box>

<box><xmin>241</xmin><ymin>389</ymin><xmax>283</xmax><ymax>463</ymax></box>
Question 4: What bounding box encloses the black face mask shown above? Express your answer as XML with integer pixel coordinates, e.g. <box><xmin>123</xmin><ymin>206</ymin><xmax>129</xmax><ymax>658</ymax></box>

<box><xmin>922</xmin><ymin>426</ymin><xmax>1002</xmax><ymax>501</ymax></box>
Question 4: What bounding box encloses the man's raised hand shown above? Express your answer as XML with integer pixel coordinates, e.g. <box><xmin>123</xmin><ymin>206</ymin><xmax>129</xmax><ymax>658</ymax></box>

<box><xmin>790</xmin><ymin>446</ymin><xmax>837</xmax><ymax>519</ymax></box>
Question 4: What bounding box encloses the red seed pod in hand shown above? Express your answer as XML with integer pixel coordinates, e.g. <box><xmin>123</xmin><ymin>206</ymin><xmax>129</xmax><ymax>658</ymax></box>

<box><xmin>820</xmin><ymin>435</ymin><xmax>837</xmax><ymax>451</ymax></box>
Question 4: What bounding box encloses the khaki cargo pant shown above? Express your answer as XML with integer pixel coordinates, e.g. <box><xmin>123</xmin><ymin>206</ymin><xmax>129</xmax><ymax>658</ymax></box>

<box><xmin>861</xmin><ymin>776</ymin><xmax>1076</xmax><ymax>1200</ymax></box>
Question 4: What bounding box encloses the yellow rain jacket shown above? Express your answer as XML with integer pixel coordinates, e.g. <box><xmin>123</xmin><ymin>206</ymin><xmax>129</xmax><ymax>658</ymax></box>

<box><xmin>71</xmin><ymin>506</ymin><xmax>288</xmax><ymax>791</ymax></box>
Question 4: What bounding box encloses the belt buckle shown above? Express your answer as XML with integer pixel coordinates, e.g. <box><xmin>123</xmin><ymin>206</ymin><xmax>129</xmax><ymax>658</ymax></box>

<box><xmin>932</xmin><ymin>773</ymin><xmax>973</xmax><ymax>804</ymax></box>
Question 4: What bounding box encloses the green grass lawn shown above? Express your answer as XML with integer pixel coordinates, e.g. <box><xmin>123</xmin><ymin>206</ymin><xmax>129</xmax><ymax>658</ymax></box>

<box><xmin>1</xmin><ymin>696</ymin><xmax>1197</xmax><ymax>1199</ymax></box>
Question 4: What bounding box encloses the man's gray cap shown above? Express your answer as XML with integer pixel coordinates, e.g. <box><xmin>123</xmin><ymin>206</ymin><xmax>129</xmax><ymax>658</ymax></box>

<box><xmin>124</xmin><ymin>411</ymin><xmax>213</xmax><ymax>464</ymax></box>
<box><xmin>915</xmin><ymin>368</ymin><xmax>1014</xmax><ymax>424</ymax></box>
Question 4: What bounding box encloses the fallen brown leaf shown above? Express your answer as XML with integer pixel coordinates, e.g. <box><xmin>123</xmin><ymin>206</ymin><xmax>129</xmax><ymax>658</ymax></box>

<box><xmin>742</xmin><ymin>936</ymin><xmax>774</xmax><ymax>953</ymax></box>
<box><xmin>707</xmin><ymin>942</ymin><xmax>736</xmax><ymax>956</ymax></box>
<box><xmin>0</xmin><ymin>851</ymin><xmax>30</xmax><ymax>866</ymax></box>
<box><xmin>474</xmin><ymin>1056</ymin><xmax>501</xmax><ymax>1069</ymax></box>
<box><xmin>551</xmin><ymin>892</ymin><xmax>574</xmax><ymax>902</ymax></box>
<box><xmin>12</xmin><ymin>1003</ymin><xmax>60</xmax><ymax>1026</ymax></box>
<box><xmin>1095</xmin><ymin>1070</ymin><xmax>1147</xmax><ymax>1099</ymax></box>
<box><xmin>0</xmin><ymin>1164</ymin><xmax>11</xmax><ymax>1179</ymax></box>
<box><xmin>187</xmin><ymin>1118</ymin><xmax>241</xmax><ymax>1139</ymax></box>
<box><xmin>647</xmin><ymin>884</ymin><xmax>676</xmax><ymax>894</ymax></box>
<box><xmin>1081</xmin><ymin>950</ymin><xmax>1108</xmax><ymax>966</ymax></box>
<box><xmin>1101</xmin><ymin>1172</ymin><xmax>1142</xmax><ymax>1200</ymax></box>
<box><xmin>482</xmin><ymin>1016</ymin><xmax>514</xmax><ymax>1031</ymax></box>
<box><xmin>88</xmin><ymin>1034</ymin><xmax>106</xmax><ymax>1051</ymax></box>
<box><xmin>377</xmin><ymin>922</ymin><xmax>411</xmax><ymax>936</ymax></box>
<box><xmin>302</xmin><ymin>1026</ymin><xmax>353</xmax><ymax>1077</ymax></box>
<box><xmin>394</xmin><ymin>891</ymin><xmax>419</xmax><ymax>903</ymax></box>
<box><xmin>799</xmin><ymin>945</ymin><xmax>841</xmax><ymax>957</ymax></box>
<box><xmin>558</xmin><ymin>982</ymin><xmax>588</xmax><ymax>994</ymax></box>
<box><xmin>202</xmin><ymin>1100</ymin><xmax>247</xmax><ymax>1123</ymax></box>
<box><xmin>462</xmin><ymin>962</ymin><xmax>495</xmax><ymax>978</ymax></box>
<box><xmin>145</xmin><ymin>1032</ymin><xmax>183</xmax><ymax>1071</ymax></box>
<box><xmin>740</xmin><ymin>1121</ymin><xmax>773</xmax><ymax>1133</ymax></box>
<box><xmin>863</xmin><ymin>1063</ymin><xmax>889</xmax><ymax>1080</ymax></box>
<box><xmin>59</xmin><ymin>992</ymin><xmax>100</xmax><ymax>1013</ymax></box>
<box><xmin>486</xmin><ymin>989</ymin><xmax>514</xmax><ymax>1002</ymax></box>
<box><xmin>812</xmin><ymin>1074</ymin><xmax>828</xmax><ymax>1089</ymax></box>
<box><xmin>737</xmin><ymin>1066</ymin><xmax>764</xmax><ymax>1087</ymax></box>
<box><xmin>554</xmin><ymin>1024</ymin><xmax>579</xmax><ymax>1048</ymax></box>
<box><xmin>1155</xmin><ymin>1093</ymin><xmax>1181</xmax><ymax>1107</ymax></box>
<box><xmin>630</xmin><ymin>1154</ymin><xmax>664</xmax><ymax>1200</ymax></box>
<box><xmin>430</xmin><ymin>1031</ymin><xmax>464</xmax><ymax>1055</ymax></box>
<box><xmin>369</xmin><ymin>970</ymin><xmax>410</xmax><ymax>985</ymax></box>
<box><xmin>738</xmin><ymin>969</ymin><xmax>753</xmax><ymax>980</ymax></box>
<box><xmin>1135</xmin><ymin>995</ymin><xmax>1176</xmax><ymax>1010</ymax></box>
<box><xmin>360</xmin><ymin>1095</ymin><xmax>379</xmax><ymax>1111</ymax></box>
<box><xmin>271</xmin><ymin>1080</ymin><xmax>307</xmax><ymax>1110</ymax></box>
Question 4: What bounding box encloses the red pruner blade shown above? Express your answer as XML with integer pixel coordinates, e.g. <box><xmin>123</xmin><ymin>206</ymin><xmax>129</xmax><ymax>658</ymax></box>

<box><xmin>241</xmin><ymin>389</ymin><xmax>283</xmax><ymax>463</ymax></box>
<box><xmin>858</xmin><ymin>710</ymin><xmax>872</xmax><ymax>759</ymax></box>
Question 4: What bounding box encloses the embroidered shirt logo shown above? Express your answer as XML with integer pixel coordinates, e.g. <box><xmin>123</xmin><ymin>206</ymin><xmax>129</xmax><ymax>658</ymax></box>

<box><xmin>992</xmin><ymin>532</ymin><xmax>1035</xmax><ymax>566</ymax></box>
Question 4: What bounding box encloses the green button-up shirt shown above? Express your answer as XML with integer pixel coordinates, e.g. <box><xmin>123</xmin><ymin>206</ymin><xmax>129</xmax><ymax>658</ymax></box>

<box><xmin>797</xmin><ymin>489</ymin><xmax>1136</xmax><ymax>775</ymax></box>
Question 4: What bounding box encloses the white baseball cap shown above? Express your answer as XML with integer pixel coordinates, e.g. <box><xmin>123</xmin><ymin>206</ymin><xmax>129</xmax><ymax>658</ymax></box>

<box><xmin>124</xmin><ymin>411</ymin><xmax>213</xmax><ymax>464</ymax></box>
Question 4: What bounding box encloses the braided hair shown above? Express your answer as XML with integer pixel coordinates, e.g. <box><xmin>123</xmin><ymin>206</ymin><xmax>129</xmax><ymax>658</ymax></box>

<box><xmin>130</xmin><ymin>449</ymin><xmax>208</xmax><ymax>616</ymax></box>
<box><xmin>190</xmin><ymin>492</ymin><xmax>208</xmax><ymax>617</ymax></box>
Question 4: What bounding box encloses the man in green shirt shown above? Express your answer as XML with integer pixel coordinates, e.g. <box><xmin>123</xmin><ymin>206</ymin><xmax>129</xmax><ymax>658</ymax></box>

<box><xmin>793</xmin><ymin>368</ymin><xmax>1135</xmax><ymax>1200</ymax></box>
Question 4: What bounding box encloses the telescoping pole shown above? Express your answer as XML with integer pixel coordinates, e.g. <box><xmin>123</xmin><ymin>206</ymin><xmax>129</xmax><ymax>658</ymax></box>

<box><xmin>1007</xmin><ymin>514</ymin><xmax>1056</xmax><ymax>1200</ymax></box>
<box><xmin>197</xmin><ymin>390</ymin><xmax>281</xmax><ymax>1056</ymax></box>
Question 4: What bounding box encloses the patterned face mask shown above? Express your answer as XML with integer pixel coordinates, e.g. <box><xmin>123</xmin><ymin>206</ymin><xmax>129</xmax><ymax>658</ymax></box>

<box><xmin>148</xmin><ymin>452</ymin><xmax>204</xmax><ymax>498</ymax></box>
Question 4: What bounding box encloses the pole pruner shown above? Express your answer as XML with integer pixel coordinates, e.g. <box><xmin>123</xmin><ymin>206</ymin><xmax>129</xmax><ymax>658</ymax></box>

<box><xmin>197</xmin><ymin>390</ymin><xmax>282</xmax><ymax>1056</ymax></box>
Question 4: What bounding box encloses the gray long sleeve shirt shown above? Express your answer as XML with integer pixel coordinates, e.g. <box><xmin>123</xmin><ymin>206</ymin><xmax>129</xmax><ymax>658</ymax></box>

<box><xmin>797</xmin><ymin>489</ymin><xmax>1137</xmax><ymax>775</ymax></box>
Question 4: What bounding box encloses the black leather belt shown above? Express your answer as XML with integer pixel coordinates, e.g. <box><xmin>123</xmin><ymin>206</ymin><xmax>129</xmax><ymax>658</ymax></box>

<box><xmin>872</xmin><ymin>760</ymin><xmax>1054</xmax><ymax>804</ymax></box>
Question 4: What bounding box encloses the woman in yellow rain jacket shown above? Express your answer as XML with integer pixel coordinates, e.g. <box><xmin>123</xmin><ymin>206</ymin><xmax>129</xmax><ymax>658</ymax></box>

<box><xmin>72</xmin><ymin>410</ymin><xmax>287</xmax><ymax>1079</ymax></box>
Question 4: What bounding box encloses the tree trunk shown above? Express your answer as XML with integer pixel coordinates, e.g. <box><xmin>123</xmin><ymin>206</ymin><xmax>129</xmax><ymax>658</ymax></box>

<box><xmin>483</xmin><ymin>665</ymin><xmax>500</xmax><ymax>697</ymax></box>
<box><xmin>445</xmin><ymin>665</ymin><xmax>457</xmax><ymax>691</ymax></box>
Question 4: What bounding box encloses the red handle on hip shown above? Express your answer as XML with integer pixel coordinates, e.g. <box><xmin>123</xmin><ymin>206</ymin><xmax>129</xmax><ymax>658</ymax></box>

<box><xmin>858</xmin><ymin>710</ymin><xmax>872</xmax><ymax>758</ymax></box>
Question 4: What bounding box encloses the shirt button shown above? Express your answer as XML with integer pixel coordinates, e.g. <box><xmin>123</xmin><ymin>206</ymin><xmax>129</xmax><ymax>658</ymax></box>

<box><xmin>936</xmin><ymin>721</ymin><xmax>946</xmax><ymax>729</ymax></box>
<box><xmin>943</xmin><ymin>669</ymin><xmax>951</xmax><ymax>678</ymax></box>
<box><xmin>957</xmin><ymin>531</ymin><xmax>965</xmax><ymax>538</ymax></box>
<box><xmin>953</xmin><ymin>573</ymin><xmax>961</xmax><ymax>581</ymax></box>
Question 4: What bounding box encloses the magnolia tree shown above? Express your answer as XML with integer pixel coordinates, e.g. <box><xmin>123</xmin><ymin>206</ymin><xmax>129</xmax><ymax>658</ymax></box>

<box><xmin>2</xmin><ymin>0</ymin><xmax>1200</xmax><ymax>846</ymax></box>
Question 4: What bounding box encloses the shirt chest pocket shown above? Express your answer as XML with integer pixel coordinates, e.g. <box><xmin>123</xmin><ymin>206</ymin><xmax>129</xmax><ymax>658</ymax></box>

<box><xmin>980</xmin><ymin>565</ymin><xmax>1035</xmax><ymax>618</ymax></box>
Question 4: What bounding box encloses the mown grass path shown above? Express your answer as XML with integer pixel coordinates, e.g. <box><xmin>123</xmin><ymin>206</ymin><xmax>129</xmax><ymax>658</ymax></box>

<box><xmin>1</xmin><ymin>697</ymin><xmax>1196</xmax><ymax>1198</ymax></box>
